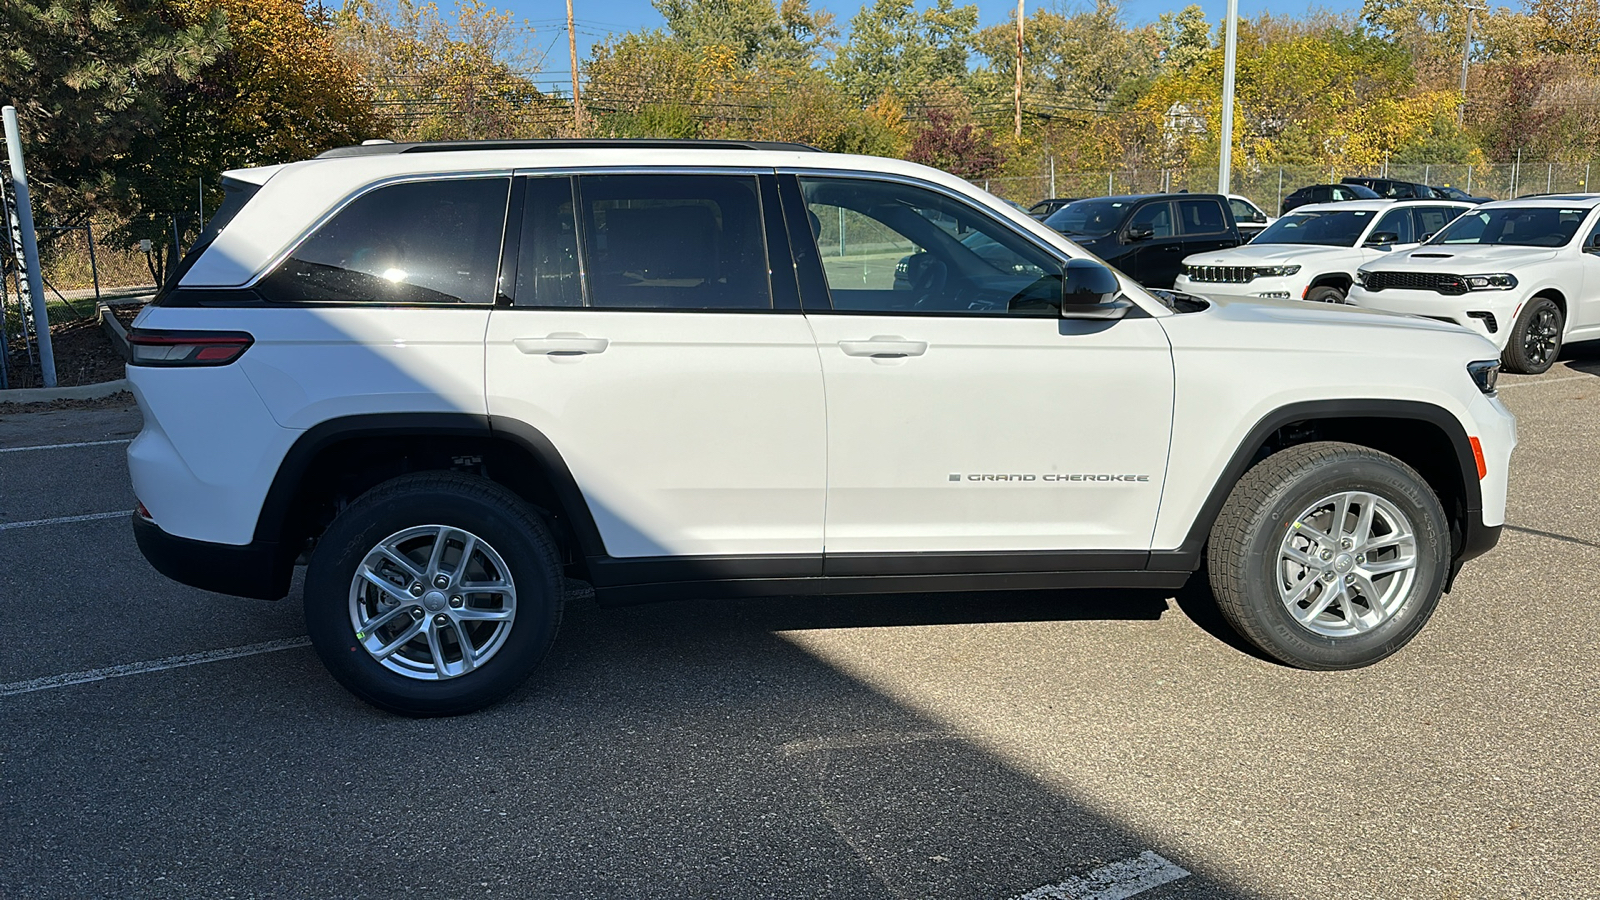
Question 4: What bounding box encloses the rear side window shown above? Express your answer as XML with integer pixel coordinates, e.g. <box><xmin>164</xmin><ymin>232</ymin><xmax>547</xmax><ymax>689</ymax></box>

<box><xmin>575</xmin><ymin>174</ymin><xmax>771</xmax><ymax>310</ymax></box>
<box><xmin>258</xmin><ymin>177</ymin><xmax>511</xmax><ymax>304</ymax></box>
<box><xmin>1177</xmin><ymin>199</ymin><xmax>1226</xmax><ymax>235</ymax></box>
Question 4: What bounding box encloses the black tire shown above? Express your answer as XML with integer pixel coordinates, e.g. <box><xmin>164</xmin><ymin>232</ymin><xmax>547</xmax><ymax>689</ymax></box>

<box><xmin>1206</xmin><ymin>442</ymin><xmax>1449</xmax><ymax>670</ymax></box>
<box><xmin>304</xmin><ymin>472</ymin><xmax>563</xmax><ymax>716</ymax></box>
<box><xmin>1304</xmin><ymin>284</ymin><xmax>1346</xmax><ymax>304</ymax></box>
<box><xmin>1501</xmin><ymin>297</ymin><xmax>1563</xmax><ymax>375</ymax></box>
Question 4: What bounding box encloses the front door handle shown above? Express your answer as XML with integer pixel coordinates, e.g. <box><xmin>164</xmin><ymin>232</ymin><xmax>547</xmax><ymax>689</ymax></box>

<box><xmin>514</xmin><ymin>334</ymin><xmax>610</xmax><ymax>355</ymax></box>
<box><xmin>839</xmin><ymin>336</ymin><xmax>928</xmax><ymax>358</ymax></box>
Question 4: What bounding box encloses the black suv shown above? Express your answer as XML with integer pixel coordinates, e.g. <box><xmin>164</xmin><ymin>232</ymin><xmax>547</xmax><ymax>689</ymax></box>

<box><xmin>1043</xmin><ymin>194</ymin><xmax>1241</xmax><ymax>287</ymax></box>
<box><xmin>1341</xmin><ymin>176</ymin><xmax>1438</xmax><ymax>200</ymax></box>
<box><xmin>1280</xmin><ymin>182</ymin><xmax>1382</xmax><ymax>214</ymax></box>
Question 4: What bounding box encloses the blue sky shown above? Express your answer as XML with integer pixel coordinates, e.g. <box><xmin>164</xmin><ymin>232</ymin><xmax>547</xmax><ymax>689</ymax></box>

<box><xmin>512</xmin><ymin>0</ymin><xmax>1364</xmax><ymax>89</ymax></box>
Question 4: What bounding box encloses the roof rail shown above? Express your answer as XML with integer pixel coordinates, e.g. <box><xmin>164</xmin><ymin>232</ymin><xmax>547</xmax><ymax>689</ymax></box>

<box><xmin>316</xmin><ymin>138</ymin><xmax>823</xmax><ymax>159</ymax></box>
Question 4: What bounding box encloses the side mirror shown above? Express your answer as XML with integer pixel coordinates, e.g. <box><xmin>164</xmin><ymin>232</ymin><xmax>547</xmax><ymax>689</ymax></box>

<box><xmin>1365</xmin><ymin>231</ymin><xmax>1401</xmax><ymax>247</ymax></box>
<box><xmin>1126</xmin><ymin>224</ymin><xmax>1155</xmax><ymax>241</ymax></box>
<box><xmin>1059</xmin><ymin>259</ymin><xmax>1132</xmax><ymax>320</ymax></box>
<box><xmin>1419</xmin><ymin>231</ymin><xmax>1437</xmax><ymax>243</ymax></box>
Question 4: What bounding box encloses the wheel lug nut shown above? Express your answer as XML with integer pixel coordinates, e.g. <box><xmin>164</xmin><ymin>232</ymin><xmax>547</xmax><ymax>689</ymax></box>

<box><xmin>1356</xmin><ymin>555</ymin><xmax>1365</xmax><ymax>564</ymax></box>
<box><xmin>434</xmin><ymin>614</ymin><xmax>449</xmax><ymax>626</ymax></box>
<box><xmin>409</xmin><ymin>607</ymin><xmax>424</xmax><ymax>620</ymax></box>
<box><xmin>409</xmin><ymin>582</ymin><xmax>424</xmax><ymax>596</ymax></box>
<box><xmin>1321</xmin><ymin>549</ymin><xmax>1333</xmax><ymax>560</ymax></box>
<box><xmin>1340</xmin><ymin>538</ymin><xmax>1352</xmax><ymax>549</ymax></box>
<box><xmin>449</xmin><ymin>596</ymin><xmax>463</xmax><ymax>608</ymax></box>
<box><xmin>434</xmin><ymin>574</ymin><xmax>449</xmax><ymax>588</ymax></box>
<box><xmin>1322</xmin><ymin>571</ymin><xmax>1336</xmax><ymax>581</ymax></box>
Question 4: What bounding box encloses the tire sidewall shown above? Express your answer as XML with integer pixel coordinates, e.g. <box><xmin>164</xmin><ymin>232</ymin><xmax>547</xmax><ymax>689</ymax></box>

<box><xmin>1504</xmin><ymin>297</ymin><xmax>1562</xmax><ymax>375</ymax></box>
<box><xmin>1237</xmin><ymin>456</ymin><xmax>1449</xmax><ymax>669</ymax></box>
<box><xmin>1305</xmin><ymin>285</ymin><xmax>1346</xmax><ymax>304</ymax></box>
<box><xmin>305</xmin><ymin>480</ymin><xmax>560</xmax><ymax>716</ymax></box>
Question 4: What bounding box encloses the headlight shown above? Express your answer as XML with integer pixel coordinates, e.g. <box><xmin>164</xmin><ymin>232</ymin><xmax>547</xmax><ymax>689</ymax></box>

<box><xmin>1355</xmin><ymin>269</ymin><xmax>1372</xmax><ymax>288</ymax></box>
<box><xmin>1464</xmin><ymin>273</ymin><xmax>1517</xmax><ymax>291</ymax></box>
<box><xmin>1467</xmin><ymin>360</ymin><xmax>1500</xmax><ymax>395</ymax></box>
<box><xmin>1253</xmin><ymin>264</ymin><xmax>1300</xmax><ymax>277</ymax></box>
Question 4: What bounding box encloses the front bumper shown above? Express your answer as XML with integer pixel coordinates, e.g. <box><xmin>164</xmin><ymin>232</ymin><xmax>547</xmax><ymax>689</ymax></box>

<box><xmin>1347</xmin><ymin>285</ymin><xmax>1523</xmax><ymax>350</ymax></box>
<box><xmin>1174</xmin><ymin>274</ymin><xmax>1304</xmax><ymax>302</ymax></box>
<box><xmin>133</xmin><ymin>515</ymin><xmax>292</xmax><ymax>600</ymax></box>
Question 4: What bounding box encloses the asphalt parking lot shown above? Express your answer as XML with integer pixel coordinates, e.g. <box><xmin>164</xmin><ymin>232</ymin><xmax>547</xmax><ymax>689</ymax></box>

<box><xmin>3</xmin><ymin>349</ymin><xmax>1599</xmax><ymax>899</ymax></box>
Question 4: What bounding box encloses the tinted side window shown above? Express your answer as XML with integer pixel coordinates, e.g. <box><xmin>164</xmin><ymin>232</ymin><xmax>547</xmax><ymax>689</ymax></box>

<box><xmin>1178</xmin><ymin>199</ymin><xmax>1227</xmax><ymax>235</ymax></box>
<box><xmin>259</xmin><ymin>178</ymin><xmax>510</xmax><ymax>304</ymax></box>
<box><xmin>1312</xmin><ymin>187</ymin><xmax>1333</xmax><ymax>203</ymax></box>
<box><xmin>1129</xmin><ymin>202</ymin><xmax>1173</xmax><ymax>237</ymax></box>
<box><xmin>515</xmin><ymin>177</ymin><xmax>582</xmax><ymax>307</ymax></box>
<box><xmin>1413</xmin><ymin>206</ymin><xmax>1466</xmax><ymax>241</ymax></box>
<box><xmin>1371</xmin><ymin>208</ymin><xmax>1415</xmax><ymax>243</ymax></box>
<box><xmin>796</xmin><ymin>176</ymin><xmax>1062</xmax><ymax>316</ymax></box>
<box><xmin>577</xmin><ymin>174</ymin><xmax>770</xmax><ymax>310</ymax></box>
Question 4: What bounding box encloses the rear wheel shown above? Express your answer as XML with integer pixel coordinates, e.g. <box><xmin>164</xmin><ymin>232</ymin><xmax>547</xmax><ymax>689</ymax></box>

<box><xmin>305</xmin><ymin>472</ymin><xmax>563</xmax><ymax>716</ymax></box>
<box><xmin>1207</xmin><ymin>442</ymin><xmax>1450</xmax><ymax>669</ymax></box>
<box><xmin>1501</xmin><ymin>297</ymin><xmax>1562</xmax><ymax>375</ymax></box>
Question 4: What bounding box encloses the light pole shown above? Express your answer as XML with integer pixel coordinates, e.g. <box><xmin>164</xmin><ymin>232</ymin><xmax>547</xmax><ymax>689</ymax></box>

<box><xmin>1218</xmin><ymin>0</ymin><xmax>1239</xmax><ymax>194</ymax></box>
<box><xmin>1459</xmin><ymin>3</ymin><xmax>1487</xmax><ymax>126</ymax></box>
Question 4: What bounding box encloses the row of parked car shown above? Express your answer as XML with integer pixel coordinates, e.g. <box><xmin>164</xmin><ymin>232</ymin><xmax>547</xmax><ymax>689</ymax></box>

<box><xmin>1022</xmin><ymin>183</ymin><xmax>1600</xmax><ymax>374</ymax></box>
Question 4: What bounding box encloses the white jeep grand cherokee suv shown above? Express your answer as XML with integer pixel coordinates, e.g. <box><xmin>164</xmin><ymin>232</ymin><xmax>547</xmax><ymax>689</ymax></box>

<box><xmin>1350</xmin><ymin>195</ymin><xmax>1600</xmax><ymax>373</ymax></box>
<box><xmin>1176</xmin><ymin>200</ymin><xmax>1472</xmax><ymax>304</ymax></box>
<box><xmin>127</xmin><ymin>140</ymin><xmax>1515</xmax><ymax>716</ymax></box>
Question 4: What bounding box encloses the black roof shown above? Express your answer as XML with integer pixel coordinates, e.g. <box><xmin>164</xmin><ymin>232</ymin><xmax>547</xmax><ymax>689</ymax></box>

<box><xmin>317</xmin><ymin>138</ymin><xmax>823</xmax><ymax>159</ymax></box>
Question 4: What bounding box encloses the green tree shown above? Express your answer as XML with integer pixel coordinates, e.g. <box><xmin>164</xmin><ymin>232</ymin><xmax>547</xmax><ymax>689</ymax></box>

<box><xmin>653</xmin><ymin>0</ymin><xmax>835</xmax><ymax>67</ymax></box>
<box><xmin>1157</xmin><ymin>5</ymin><xmax>1210</xmax><ymax>75</ymax></box>
<box><xmin>0</xmin><ymin>0</ymin><xmax>227</xmax><ymax>225</ymax></box>
<box><xmin>828</xmin><ymin>0</ymin><xmax>978</xmax><ymax>105</ymax></box>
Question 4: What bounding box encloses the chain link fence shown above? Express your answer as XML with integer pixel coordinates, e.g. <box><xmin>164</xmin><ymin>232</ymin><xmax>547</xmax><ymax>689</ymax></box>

<box><xmin>977</xmin><ymin>161</ymin><xmax>1600</xmax><ymax>212</ymax></box>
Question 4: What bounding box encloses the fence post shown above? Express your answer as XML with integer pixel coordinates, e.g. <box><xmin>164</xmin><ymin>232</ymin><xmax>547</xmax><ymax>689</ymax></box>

<box><xmin>1423</xmin><ymin>164</ymin><xmax>1430</xmax><ymax>185</ymax></box>
<box><xmin>1049</xmin><ymin>156</ymin><xmax>1056</xmax><ymax>198</ymax></box>
<box><xmin>1547</xmin><ymin>162</ymin><xmax>1553</xmax><ymax>193</ymax></box>
<box><xmin>2</xmin><ymin>105</ymin><xmax>54</xmax><ymax>388</ymax></box>
<box><xmin>85</xmin><ymin>222</ymin><xmax>101</xmax><ymax>303</ymax></box>
<box><xmin>1107</xmin><ymin>171</ymin><xmax>1113</xmax><ymax>195</ymax></box>
<box><xmin>1277</xmin><ymin>167</ymin><xmax>1283</xmax><ymax>211</ymax></box>
<box><xmin>1467</xmin><ymin>164</ymin><xmax>1473</xmax><ymax>193</ymax></box>
<box><xmin>1587</xmin><ymin>162</ymin><xmax>1592</xmax><ymax>191</ymax></box>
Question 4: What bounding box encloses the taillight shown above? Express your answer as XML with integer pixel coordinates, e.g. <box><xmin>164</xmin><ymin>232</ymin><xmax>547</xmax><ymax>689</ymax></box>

<box><xmin>128</xmin><ymin>329</ymin><xmax>253</xmax><ymax>367</ymax></box>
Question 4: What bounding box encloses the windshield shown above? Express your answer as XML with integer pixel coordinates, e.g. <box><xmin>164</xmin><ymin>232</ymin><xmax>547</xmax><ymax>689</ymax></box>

<box><xmin>1432</xmin><ymin>207</ymin><xmax>1589</xmax><ymax>247</ymax></box>
<box><xmin>1044</xmin><ymin>199</ymin><xmax>1133</xmax><ymax>236</ymax></box>
<box><xmin>1251</xmin><ymin>209</ymin><xmax>1375</xmax><ymax>246</ymax></box>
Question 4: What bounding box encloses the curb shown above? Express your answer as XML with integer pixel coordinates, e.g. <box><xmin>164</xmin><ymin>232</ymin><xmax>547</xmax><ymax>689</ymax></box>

<box><xmin>0</xmin><ymin>379</ymin><xmax>130</xmax><ymax>405</ymax></box>
<box><xmin>98</xmin><ymin>302</ymin><xmax>131</xmax><ymax>361</ymax></box>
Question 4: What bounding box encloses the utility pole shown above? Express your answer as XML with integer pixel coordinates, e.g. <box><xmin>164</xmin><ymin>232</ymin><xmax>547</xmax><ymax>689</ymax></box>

<box><xmin>1459</xmin><ymin>3</ymin><xmax>1487</xmax><ymax>126</ymax></box>
<box><xmin>567</xmin><ymin>0</ymin><xmax>584</xmax><ymax>135</ymax></box>
<box><xmin>1218</xmin><ymin>0</ymin><xmax>1238</xmax><ymax>194</ymax></box>
<box><xmin>1014</xmin><ymin>0</ymin><xmax>1024</xmax><ymax>140</ymax></box>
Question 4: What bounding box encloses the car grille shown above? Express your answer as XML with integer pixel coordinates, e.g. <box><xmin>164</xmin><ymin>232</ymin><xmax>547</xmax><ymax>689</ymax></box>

<box><xmin>1185</xmin><ymin>265</ymin><xmax>1256</xmax><ymax>284</ymax></box>
<box><xmin>1364</xmin><ymin>271</ymin><xmax>1468</xmax><ymax>295</ymax></box>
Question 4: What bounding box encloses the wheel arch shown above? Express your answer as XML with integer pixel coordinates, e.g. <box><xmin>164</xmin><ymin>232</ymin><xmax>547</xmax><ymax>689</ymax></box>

<box><xmin>1529</xmin><ymin>287</ymin><xmax>1566</xmax><ymax>321</ymax></box>
<box><xmin>1151</xmin><ymin>399</ymin><xmax>1481</xmax><ymax>575</ymax></box>
<box><xmin>1308</xmin><ymin>272</ymin><xmax>1353</xmax><ymax>293</ymax></box>
<box><xmin>253</xmin><ymin>413</ymin><xmax>607</xmax><ymax>584</ymax></box>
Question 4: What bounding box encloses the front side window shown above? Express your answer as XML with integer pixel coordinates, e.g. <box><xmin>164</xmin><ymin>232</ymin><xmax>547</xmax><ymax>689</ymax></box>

<box><xmin>259</xmin><ymin>177</ymin><xmax>510</xmax><ymax>304</ymax></box>
<box><xmin>1229</xmin><ymin>198</ymin><xmax>1263</xmax><ymax>224</ymax></box>
<box><xmin>1128</xmin><ymin>202</ymin><xmax>1174</xmax><ymax>238</ymax></box>
<box><xmin>798</xmin><ymin>176</ymin><xmax>1062</xmax><ymax>315</ymax></box>
<box><xmin>576</xmin><ymin>174</ymin><xmax>770</xmax><ymax>310</ymax></box>
<box><xmin>1370</xmin><ymin>208</ymin><xmax>1416</xmax><ymax>243</ymax></box>
<box><xmin>1433</xmin><ymin>207</ymin><xmax>1589</xmax><ymax>247</ymax></box>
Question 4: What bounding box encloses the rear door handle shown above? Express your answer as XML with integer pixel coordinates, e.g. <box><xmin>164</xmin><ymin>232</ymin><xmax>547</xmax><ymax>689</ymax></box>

<box><xmin>514</xmin><ymin>334</ymin><xmax>609</xmax><ymax>355</ymax></box>
<box><xmin>838</xmin><ymin>336</ymin><xmax>928</xmax><ymax>358</ymax></box>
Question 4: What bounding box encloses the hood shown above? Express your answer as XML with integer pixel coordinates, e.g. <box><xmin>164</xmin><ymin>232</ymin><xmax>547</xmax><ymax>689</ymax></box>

<box><xmin>1198</xmin><ymin>293</ymin><xmax>1471</xmax><ymax>335</ymax></box>
<box><xmin>1181</xmin><ymin>242</ymin><xmax>1350</xmax><ymax>266</ymax></box>
<box><xmin>1373</xmin><ymin>244</ymin><xmax>1561</xmax><ymax>270</ymax></box>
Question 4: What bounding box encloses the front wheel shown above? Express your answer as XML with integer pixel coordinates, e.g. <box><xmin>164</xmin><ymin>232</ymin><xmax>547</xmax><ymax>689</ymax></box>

<box><xmin>1206</xmin><ymin>442</ymin><xmax>1450</xmax><ymax>669</ymax></box>
<box><xmin>1304</xmin><ymin>285</ymin><xmax>1346</xmax><ymax>304</ymax></box>
<box><xmin>304</xmin><ymin>472</ymin><xmax>563</xmax><ymax>716</ymax></box>
<box><xmin>1501</xmin><ymin>297</ymin><xmax>1563</xmax><ymax>375</ymax></box>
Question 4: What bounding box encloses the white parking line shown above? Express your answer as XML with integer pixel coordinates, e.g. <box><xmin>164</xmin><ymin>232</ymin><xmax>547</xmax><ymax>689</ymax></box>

<box><xmin>0</xmin><ymin>510</ymin><xmax>133</xmax><ymax>531</ymax></box>
<box><xmin>1012</xmin><ymin>851</ymin><xmax>1190</xmax><ymax>900</ymax></box>
<box><xmin>0</xmin><ymin>438</ymin><xmax>132</xmax><ymax>453</ymax></box>
<box><xmin>0</xmin><ymin>637</ymin><xmax>312</xmax><ymax>697</ymax></box>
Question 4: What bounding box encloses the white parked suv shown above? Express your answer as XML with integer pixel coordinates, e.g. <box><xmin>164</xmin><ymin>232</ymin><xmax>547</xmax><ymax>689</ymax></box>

<box><xmin>1175</xmin><ymin>200</ymin><xmax>1473</xmax><ymax>304</ymax></box>
<box><xmin>1349</xmin><ymin>195</ymin><xmax>1600</xmax><ymax>373</ymax></box>
<box><xmin>126</xmin><ymin>140</ymin><xmax>1514</xmax><ymax>716</ymax></box>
